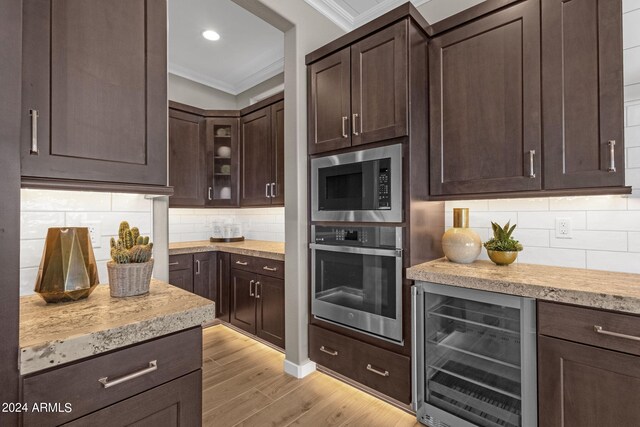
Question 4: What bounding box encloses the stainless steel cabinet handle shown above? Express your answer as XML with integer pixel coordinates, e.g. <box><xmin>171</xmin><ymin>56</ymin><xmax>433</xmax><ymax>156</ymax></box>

<box><xmin>341</xmin><ymin>116</ymin><xmax>348</xmax><ymax>138</ymax></box>
<box><xmin>168</xmin><ymin>262</ymin><xmax>180</xmax><ymax>266</ymax></box>
<box><xmin>366</xmin><ymin>364</ymin><xmax>389</xmax><ymax>377</ymax></box>
<box><xmin>320</xmin><ymin>346</ymin><xmax>338</xmax><ymax>356</ymax></box>
<box><xmin>98</xmin><ymin>360</ymin><xmax>157</xmax><ymax>389</ymax></box>
<box><xmin>263</xmin><ymin>266</ymin><xmax>277</xmax><ymax>272</ymax></box>
<box><xmin>208</xmin><ymin>187</ymin><xmax>213</xmax><ymax>201</ymax></box>
<box><xmin>195</xmin><ymin>259</ymin><xmax>201</xmax><ymax>275</ymax></box>
<box><xmin>352</xmin><ymin>114</ymin><xmax>360</xmax><ymax>136</ymax></box>
<box><xmin>249</xmin><ymin>279</ymin><xmax>255</xmax><ymax>297</ymax></box>
<box><xmin>607</xmin><ymin>140</ymin><xmax>617</xmax><ymax>172</ymax></box>
<box><xmin>265</xmin><ymin>183</ymin><xmax>271</xmax><ymax>198</ymax></box>
<box><xmin>235</xmin><ymin>260</ymin><xmax>248</xmax><ymax>266</ymax></box>
<box><xmin>594</xmin><ymin>325</ymin><xmax>640</xmax><ymax>342</ymax></box>
<box><xmin>528</xmin><ymin>150</ymin><xmax>536</xmax><ymax>178</ymax></box>
<box><xmin>270</xmin><ymin>182</ymin><xmax>276</xmax><ymax>198</ymax></box>
<box><xmin>255</xmin><ymin>281</ymin><xmax>261</xmax><ymax>299</ymax></box>
<box><xmin>30</xmin><ymin>109</ymin><xmax>39</xmax><ymax>155</ymax></box>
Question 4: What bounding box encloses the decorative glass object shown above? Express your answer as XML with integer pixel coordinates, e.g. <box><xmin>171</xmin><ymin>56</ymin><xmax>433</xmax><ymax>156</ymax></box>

<box><xmin>442</xmin><ymin>208</ymin><xmax>482</xmax><ymax>264</ymax></box>
<box><xmin>34</xmin><ymin>227</ymin><xmax>99</xmax><ymax>303</ymax></box>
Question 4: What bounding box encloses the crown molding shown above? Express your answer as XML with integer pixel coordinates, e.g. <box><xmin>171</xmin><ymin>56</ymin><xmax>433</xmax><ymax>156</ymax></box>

<box><xmin>304</xmin><ymin>0</ymin><xmax>433</xmax><ymax>31</ymax></box>
<box><xmin>168</xmin><ymin>57</ymin><xmax>284</xmax><ymax>96</ymax></box>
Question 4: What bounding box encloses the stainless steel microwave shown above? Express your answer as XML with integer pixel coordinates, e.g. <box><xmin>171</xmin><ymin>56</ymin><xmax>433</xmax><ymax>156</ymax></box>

<box><xmin>311</xmin><ymin>144</ymin><xmax>403</xmax><ymax>223</ymax></box>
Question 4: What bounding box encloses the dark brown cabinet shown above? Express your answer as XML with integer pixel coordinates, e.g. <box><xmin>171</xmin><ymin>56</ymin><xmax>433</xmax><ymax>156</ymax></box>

<box><xmin>169</xmin><ymin>109</ymin><xmax>205</xmax><ymax>207</ymax></box>
<box><xmin>542</xmin><ymin>0</ymin><xmax>624</xmax><ymax>190</ymax></box>
<box><xmin>23</xmin><ymin>328</ymin><xmax>202</xmax><ymax>426</ymax></box>
<box><xmin>21</xmin><ymin>0</ymin><xmax>168</xmax><ymax>188</ymax></box>
<box><xmin>538</xmin><ymin>302</ymin><xmax>640</xmax><ymax>426</ymax></box>
<box><xmin>230</xmin><ymin>254</ymin><xmax>285</xmax><ymax>349</ymax></box>
<box><xmin>168</xmin><ymin>268</ymin><xmax>193</xmax><ymax>293</ymax></box>
<box><xmin>206</xmin><ymin>117</ymin><xmax>240</xmax><ymax>207</ymax></box>
<box><xmin>429</xmin><ymin>0</ymin><xmax>542</xmax><ymax>196</ymax></box>
<box><xmin>240</xmin><ymin>99</ymin><xmax>285</xmax><ymax>207</ymax></box>
<box><xmin>308</xmin><ymin>21</ymin><xmax>408</xmax><ymax>155</ymax></box>
<box><xmin>216</xmin><ymin>252</ymin><xmax>231</xmax><ymax>323</ymax></box>
<box><xmin>193</xmin><ymin>252</ymin><xmax>215</xmax><ymax>300</ymax></box>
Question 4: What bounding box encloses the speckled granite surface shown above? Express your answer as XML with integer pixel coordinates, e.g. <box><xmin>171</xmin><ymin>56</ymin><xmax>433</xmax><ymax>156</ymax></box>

<box><xmin>407</xmin><ymin>258</ymin><xmax>640</xmax><ymax>314</ymax></box>
<box><xmin>20</xmin><ymin>280</ymin><xmax>215</xmax><ymax>375</ymax></box>
<box><xmin>169</xmin><ymin>240</ymin><xmax>285</xmax><ymax>261</ymax></box>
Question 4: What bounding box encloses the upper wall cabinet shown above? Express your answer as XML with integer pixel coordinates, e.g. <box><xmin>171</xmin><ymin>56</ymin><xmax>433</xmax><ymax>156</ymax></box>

<box><xmin>429</xmin><ymin>0</ymin><xmax>542</xmax><ymax>196</ymax></box>
<box><xmin>308</xmin><ymin>21</ymin><xmax>409</xmax><ymax>155</ymax></box>
<box><xmin>21</xmin><ymin>0</ymin><xmax>168</xmax><ymax>189</ymax></box>
<box><xmin>169</xmin><ymin>109</ymin><xmax>205</xmax><ymax>207</ymax></box>
<box><xmin>206</xmin><ymin>117</ymin><xmax>240</xmax><ymax>207</ymax></box>
<box><xmin>542</xmin><ymin>0</ymin><xmax>624</xmax><ymax>190</ymax></box>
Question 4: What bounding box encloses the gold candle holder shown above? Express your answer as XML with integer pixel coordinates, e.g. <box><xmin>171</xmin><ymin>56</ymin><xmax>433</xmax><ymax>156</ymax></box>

<box><xmin>34</xmin><ymin>227</ymin><xmax>99</xmax><ymax>303</ymax></box>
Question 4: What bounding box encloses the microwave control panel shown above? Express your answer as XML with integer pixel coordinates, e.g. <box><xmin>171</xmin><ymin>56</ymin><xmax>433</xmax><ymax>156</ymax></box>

<box><xmin>377</xmin><ymin>165</ymin><xmax>391</xmax><ymax>209</ymax></box>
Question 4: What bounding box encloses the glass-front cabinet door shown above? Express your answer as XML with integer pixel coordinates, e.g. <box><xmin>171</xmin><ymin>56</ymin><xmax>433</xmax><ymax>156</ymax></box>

<box><xmin>206</xmin><ymin>117</ymin><xmax>239</xmax><ymax>207</ymax></box>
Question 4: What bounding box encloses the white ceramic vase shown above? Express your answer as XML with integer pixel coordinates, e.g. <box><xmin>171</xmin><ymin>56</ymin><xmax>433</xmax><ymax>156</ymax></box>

<box><xmin>442</xmin><ymin>208</ymin><xmax>482</xmax><ymax>264</ymax></box>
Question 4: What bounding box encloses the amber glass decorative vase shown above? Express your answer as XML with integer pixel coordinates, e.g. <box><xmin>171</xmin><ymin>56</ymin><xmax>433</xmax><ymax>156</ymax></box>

<box><xmin>442</xmin><ymin>208</ymin><xmax>482</xmax><ymax>264</ymax></box>
<box><xmin>34</xmin><ymin>227</ymin><xmax>99</xmax><ymax>303</ymax></box>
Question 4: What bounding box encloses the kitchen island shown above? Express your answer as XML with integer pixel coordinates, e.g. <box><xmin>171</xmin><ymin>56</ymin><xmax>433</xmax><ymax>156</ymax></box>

<box><xmin>19</xmin><ymin>280</ymin><xmax>214</xmax><ymax>426</ymax></box>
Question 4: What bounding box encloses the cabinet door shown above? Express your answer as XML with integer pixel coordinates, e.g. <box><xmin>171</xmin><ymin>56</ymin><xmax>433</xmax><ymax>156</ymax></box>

<box><xmin>256</xmin><ymin>275</ymin><xmax>285</xmax><ymax>349</ymax></box>
<box><xmin>168</xmin><ymin>109</ymin><xmax>205</xmax><ymax>207</ymax></box>
<box><xmin>63</xmin><ymin>370</ymin><xmax>201</xmax><ymax>427</ymax></box>
<box><xmin>240</xmin><ymin>107</ymin><xmax>272</xmax><ymax>206</ymax></box>
<box><xmin>216</xmin><ymin>252</ymin><xmax>231</xmax><ymax>323</ymax></box>
<box><xmin>308</xmin><ymin>48</ymin><xmax>352</xmax><ymax>154</ymax></box>
<box><xmin>168</xmin><ymin>269</ymin><xmax>193</xmax><ymax>293</ymax></box>
<box><xmin>271</xmin><ymin>100</ymin><xmax>285</xmax><ymax>205</ymax></box>
<box><xmin>206</xmin><ymin>117</ymin><xmax>240</xmax><ymax>207</ymax></box>
<box><xmin>538</xmin><ymin>335</ymin><xmax>640</xmax><ymax>427</ymax></box>
<box><xmin>21</xmin><ymin>0</ymin><xmax>167</xmax><ymax>186</ymax></box>
<box><xmin>230</xmin><ymin>269</ymin><xmax>256</xmax><ymax>334</ymax></box>
<box><xmin>351</xmin><ymin>21</ymin><xmax>408</xmax><ymax>146</ymax></box>
<box><xmin>429</xmin><ymin>0</ymin><xmax>541</xmax><ymax>196</ymax></box>
<box><xmin>193</xmin><ymin>252</ymin><xmax>215</xmax><ymax>300</ymax></box>
<box><xmin>542</xmin><ymin>0</ymin><xmax>624</xmax><ymax>189</ymax></box>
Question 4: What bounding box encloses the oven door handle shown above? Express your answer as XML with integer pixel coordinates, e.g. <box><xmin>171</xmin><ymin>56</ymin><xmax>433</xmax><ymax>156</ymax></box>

<box><xmin>309</xmin><ymin>243</ymin><xmax>401</xmax><ymax>257</ymax></box>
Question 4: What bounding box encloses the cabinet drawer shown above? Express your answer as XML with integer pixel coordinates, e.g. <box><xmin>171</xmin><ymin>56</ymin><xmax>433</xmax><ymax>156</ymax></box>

<box><xmin>230</xmin><ymin>254</ymin><xmax>284</xmax><ymax>279</ymax></box>
<box><xmin>309</xmin><ymin>325</ymin><xmax>410</xmax><ymax>403</ymax></box>
<box><xmin>230</xmin><ymin>253</ymin><xmax>256</xmax><ymax>271</ymax></box>
<box><xmin>23</xmin><ymin>328</ymin><xmax>202</xmax><ymax>426</ymax></box>
<box><xmin>539</xmin><ymin>301</ymin><xmax>640</xmax><ymax>356</ymax></box>
<box><xmin>169</xmin><ymin>254</ymin><xmax>193</xmax><ymax>271</ymax></box>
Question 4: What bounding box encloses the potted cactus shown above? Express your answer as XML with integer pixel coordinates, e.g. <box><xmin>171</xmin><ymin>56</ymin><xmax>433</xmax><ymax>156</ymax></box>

<box><xmin>484</xmin><ymin>221</ymin><xmax>523</xmax><ymax>266</ymax></box>
<box><xmin>106</xmin><ymin>221</ymin><xmax>154</xmax><ymax>297</ymax></box>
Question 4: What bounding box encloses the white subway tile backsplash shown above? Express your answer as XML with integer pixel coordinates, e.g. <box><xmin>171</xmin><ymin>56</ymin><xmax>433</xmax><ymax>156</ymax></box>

<box><xmin>629</xmin><ymin>232</ymin><xmax>640</xmax><ymax>252</ymax></box>
<box><xmin>517</xmin><ymin>211</ymin><xmax>587</xmax><ymax>230</ymax></box>
<box><xmin>628</xmin><ymin>147</ymin><xmax>640</xmax><ymax>168</ymax></box>
<box><xmin>627</xmin><ymin>103</ymin><xmax>640</xmax><ymax>126</ymax></box>
<box><xmin>548</xmin><ymin>195</ymin><xmax>628</xmax><ymax>211</ymax></box>
<box><xmin>625</xmin><ymin>125</ymin><xmax>640</xmax><ymax>147</ymax></box>
<box><xmin>20</xmin><ymin>212</ymin><xmax>65</xmax><ymax>240</ymax></box>
<box><xmin>515</xmin><ymin>229</ymin><xmax>550</xmax><ymax>248</ymax></box>
<box><xmin>587</xmin><ymin>211</ymin><xmax>640</xmax><ymax>231</ymax></box>
<box><xmin>19</xmin><ymin>190</ymin><xmax>153</xmax><ymax>296</ymax></box>
<box><xmin>587</xmin><ymin>251</ymin><xmax>640</xmax><ymax>274</ymax></box>
<box><xmin>550</xmin><ymin>230</ymin><xmax>628</xmax><ymax>251</ymax></box>
<box><xmin>488</xmin><ymin>198</ymin><xmax>549</xmax><ymax>211</ymax></box>
<box><xmin>517</xmin><ymin>247</ymin><xmax>586</xmax><ymax>269</ymax></box>
<box><xmin>624</xmin><ymin>0</ymin><xmax>640</xmax><ymax>14</ymax></box>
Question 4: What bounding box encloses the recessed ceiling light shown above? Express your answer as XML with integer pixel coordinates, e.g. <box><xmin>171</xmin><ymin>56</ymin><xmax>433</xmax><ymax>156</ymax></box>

<box><xmin>202</xmin><ymin>30</ymin><xmax>220</xmax><ymax>41</ymax></box>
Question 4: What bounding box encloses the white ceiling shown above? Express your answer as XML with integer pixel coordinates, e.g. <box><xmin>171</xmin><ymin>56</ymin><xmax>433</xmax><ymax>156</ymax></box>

<box><xmin>304</xmin><ymin>0</ymin><xmax>485</xmax><ymax>31</ymax></box>
<box><xmin>168</xmin><ymin>0</ymin><xmax>284</xmax><ymax>96</ymax></box>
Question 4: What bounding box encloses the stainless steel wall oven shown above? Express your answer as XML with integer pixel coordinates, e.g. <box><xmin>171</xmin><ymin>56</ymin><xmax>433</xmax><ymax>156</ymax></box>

<box><xmin>311</xmin><ymin>144</ymin><xmax>403</xmax><ymax>223</ymax></box>
<box><xmin>310</xmin><ymin>225</ymin><xmax>404</xmax><ymax>343</ymax></box>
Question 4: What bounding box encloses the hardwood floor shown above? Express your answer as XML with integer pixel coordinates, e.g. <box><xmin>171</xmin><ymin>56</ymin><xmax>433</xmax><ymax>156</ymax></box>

<box><xmin>202</xmin><ymin>325</ymin><xmax>420</xmax><ymax>427</ymax></box>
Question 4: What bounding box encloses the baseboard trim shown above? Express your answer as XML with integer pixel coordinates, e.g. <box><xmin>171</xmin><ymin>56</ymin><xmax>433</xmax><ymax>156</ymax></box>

<box><xmin>283</xmin><ymin>359</ymin><xmax>317</xmax><ymax>378</ymax></box>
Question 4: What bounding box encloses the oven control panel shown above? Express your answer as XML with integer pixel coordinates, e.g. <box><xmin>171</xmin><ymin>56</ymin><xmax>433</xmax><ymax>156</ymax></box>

<box><xmin>313</xmin><ymin>225</ymin><xmax>399</xmax><ymax>249</ymax></box>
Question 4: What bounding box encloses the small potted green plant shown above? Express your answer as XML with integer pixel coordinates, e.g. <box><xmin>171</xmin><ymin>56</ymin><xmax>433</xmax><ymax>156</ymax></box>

<box><xmin>483</xmin><ymin>221</ymin><xmax>523</xmax><ymax>266</ymax></box>
<box><xmin>107</xmin><ymin>221</ymin><xmax>154</xmax><ymax>297</ymax></box>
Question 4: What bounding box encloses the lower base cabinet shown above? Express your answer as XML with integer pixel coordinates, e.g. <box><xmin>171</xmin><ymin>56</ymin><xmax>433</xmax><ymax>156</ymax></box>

<box><xmin>63</xmin><ymin>371</ymin><xmax>201</xmax><ymax>427</ymax></box>
<box><xmin>230</xmin><ymin>254</ymin><xmax>285</xmax><ymax>349</ymax></box>
<box><xmin>538</xmin><ymin>301</ymin><xmax>640</xmax><ymax>426</ymax></box>
<box><xmin>22</xmin><ymin>328</ymin><xmax>202</xmax><ymax>427</ymax></box>
<box><xmin>309</xmin><ymin>324</ymin><xmax>410</xmax><ymax>403</ymax></box>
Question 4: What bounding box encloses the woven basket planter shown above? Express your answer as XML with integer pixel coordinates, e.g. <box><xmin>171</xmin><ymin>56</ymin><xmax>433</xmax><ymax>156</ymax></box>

<box><xmin>107</xmin><ymin>259</ymin><xmax>154</xmax><ymax>297</ymax></box>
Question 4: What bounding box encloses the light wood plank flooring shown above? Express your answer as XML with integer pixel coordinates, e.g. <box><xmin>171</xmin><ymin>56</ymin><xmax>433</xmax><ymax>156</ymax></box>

<box><xmin>202</xmin><ymin>325</ymin><xmax>420</xmax><ymax>427</ymax></box>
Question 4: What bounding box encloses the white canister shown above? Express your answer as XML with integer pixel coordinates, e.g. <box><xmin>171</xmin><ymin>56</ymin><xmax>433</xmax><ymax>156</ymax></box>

<box><xmin>220</xmin><ymin>187</ymin><xmax>231</xmax><ymax>199</ymax></box>
<box><xmin>217</xmin><ymin>146</ymin><xmax>231</xmax><ymax>158</ymax></box>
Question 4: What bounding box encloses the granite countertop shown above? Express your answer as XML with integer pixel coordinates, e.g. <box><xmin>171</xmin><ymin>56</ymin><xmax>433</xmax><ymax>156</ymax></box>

<box><xmin>19</xmin><ymin>280</ymin><xmax>215</xmax><ymax>375</ymax></box>
<box><xmin>169</xmin><ymin>239</ymin><xmax>285</xmax><ymax>261</ymax></box>
<box><xmin>407</xmin><ymin>258</ymin><xmax>640</xmax><ymax>314</ymax></box>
